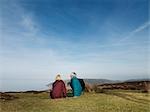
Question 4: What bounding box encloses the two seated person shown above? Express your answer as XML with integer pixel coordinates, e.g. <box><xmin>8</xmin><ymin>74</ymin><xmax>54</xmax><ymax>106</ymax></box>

<box><xmin>50</xmin><ymin>72</ymin><xmax>85</xmax><ymax>99</ymax></box>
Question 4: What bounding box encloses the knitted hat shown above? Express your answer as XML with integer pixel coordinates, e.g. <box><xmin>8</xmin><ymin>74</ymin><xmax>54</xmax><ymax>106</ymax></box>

<box><xmin>55</xmin><ymin>74</ymin><xmax>61</xmax><ymax>80</ymax></box>
<box><xmin>70</xmin><ymin>72</ymin><xmax>77</xmax><ymax>78</ymax></box>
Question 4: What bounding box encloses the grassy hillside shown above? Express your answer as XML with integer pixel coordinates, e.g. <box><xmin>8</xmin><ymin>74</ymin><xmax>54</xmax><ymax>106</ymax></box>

<box><xmin>0</xmin><ymin>90</ymin><xmax>149</xmax><ymax>112</ymax></box>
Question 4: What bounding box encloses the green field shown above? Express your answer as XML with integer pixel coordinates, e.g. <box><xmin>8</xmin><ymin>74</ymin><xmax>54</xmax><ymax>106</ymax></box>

<box><xmin>0</xmin><ymin>90</ymin><xmax>150</xmax><ymax>112</ymax></box>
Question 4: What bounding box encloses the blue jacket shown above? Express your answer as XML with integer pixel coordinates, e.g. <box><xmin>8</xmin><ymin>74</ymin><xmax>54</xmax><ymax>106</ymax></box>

<box><xmin>70</xmin><ymin>76</ymin><xmax>82</xmax><ymax>96</ymax></box>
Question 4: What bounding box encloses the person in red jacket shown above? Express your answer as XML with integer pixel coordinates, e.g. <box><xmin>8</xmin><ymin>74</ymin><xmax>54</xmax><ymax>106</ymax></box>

<box><xmin>50</xmin><ymin>74</ymin><xmax>67</xmax><ymax>99</ymax></box>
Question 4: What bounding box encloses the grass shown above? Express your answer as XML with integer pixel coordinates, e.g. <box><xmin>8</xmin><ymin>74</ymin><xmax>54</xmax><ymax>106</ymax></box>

<box><xmin>0</xmin><ymin>90</ymin><xmax>150</xmax><ymax>112</ymax></box>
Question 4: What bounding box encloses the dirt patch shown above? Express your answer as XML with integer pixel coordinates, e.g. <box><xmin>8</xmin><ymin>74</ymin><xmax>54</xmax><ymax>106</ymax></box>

<box><xmin>0</xmin><ymin>92</ymin><xmax>18</xmax><ymax>101</ymax></box>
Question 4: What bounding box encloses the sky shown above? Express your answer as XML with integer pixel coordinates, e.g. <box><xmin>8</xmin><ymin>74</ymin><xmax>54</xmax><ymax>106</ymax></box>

<box><xmin>0</xmin><ymin>0</ymin><xmax>149</xmax><ymax>91</ymax></box>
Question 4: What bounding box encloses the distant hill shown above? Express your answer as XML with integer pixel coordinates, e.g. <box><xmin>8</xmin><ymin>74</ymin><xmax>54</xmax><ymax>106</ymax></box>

<box><xmin>47</xmin><ymin>78</ymin><xmax>120</xmax><ymax>87</ymax></box>
<box><xmin>83</xmin><ymin>79</ymin><xmax>120</xmax><ymax>84</ymax></box>
<box><xmin>124</xmin><ymin>78</ymin><xmax>150</xmax><ymax>83</ymax></box>
<box><xmin>47</xmin><ymin>78</ymin><xmax>150</xmax><ymax>88</ymax></box>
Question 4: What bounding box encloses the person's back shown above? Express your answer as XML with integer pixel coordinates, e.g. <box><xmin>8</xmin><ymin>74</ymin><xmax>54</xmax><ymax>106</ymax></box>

<box><xmin>70</xmin><ymin>72</ymin><xmax>82</xmax><ymax>97</ymax></box>
<box><xmin>78</xmin><ymin>78</ymin><xmax>85</xmax><ymax>92</ymax></box>
<box><xmin>50</xmin><ymin>75</ymin><xmax>66</xmax><ymax>99</ymax></box>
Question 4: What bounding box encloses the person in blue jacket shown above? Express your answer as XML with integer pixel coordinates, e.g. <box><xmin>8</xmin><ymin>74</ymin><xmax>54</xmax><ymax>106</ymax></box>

<box><xmin>70</xmin><ymin>72</ymin><xmax>82</xmax><ymax>97</ymax></box>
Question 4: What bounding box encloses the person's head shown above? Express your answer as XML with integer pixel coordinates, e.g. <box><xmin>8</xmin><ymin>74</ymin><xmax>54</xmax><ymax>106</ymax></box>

<box><xmin>70</xmin><ymin>72</ymin><xmax>77</xmax><ymax>79</ymax></box>
<box><xmin>55</xmin><ymin>74</ymin><xmax>61</xmax><ymax>80</ymax></box>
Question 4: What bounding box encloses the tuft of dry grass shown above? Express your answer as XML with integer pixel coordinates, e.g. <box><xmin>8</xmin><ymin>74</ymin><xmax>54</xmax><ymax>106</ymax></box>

<box><xmin>0</xmin><ymin>90</ymin><xmax>150</xmax><ymax>112</ymax></box>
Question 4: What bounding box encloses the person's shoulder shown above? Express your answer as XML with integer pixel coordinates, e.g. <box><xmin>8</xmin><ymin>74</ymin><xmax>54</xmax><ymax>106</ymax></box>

<box><xmin>74</xmin><ymin>77</ymin><xmax>78</xmax><ymax>80</ymax></box>
<box><xmin>59</xmin><ymin>80</ymin><xmax>65</xmax><ymax>83</ymax></box>
<box><xmin>72</xmin><ymin>77</ymin><xmax>78</xmax><ymax>82</ymax></box>
<box><xmin>52</xmin><ymin>80</ymin><xmax>58</xmax><ymax>86</ymax></box>
<box><xmin>53</xmin><ymin>80</ymin><xmax>57</xmax><ymax>83</ymax></box>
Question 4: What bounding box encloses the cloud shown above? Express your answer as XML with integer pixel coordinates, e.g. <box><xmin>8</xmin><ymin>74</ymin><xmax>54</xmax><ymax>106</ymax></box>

<box><xmin>91</xmin><ymin>21</ymin><xmax>150</xmax><ymax>49</ymax></box>
<box><xmin>21</xmin><ymin>15</ymin><xmax>38</xmax><ymax>34</ymax></box>
<box><xmin>0</xmin><ymin>0</ymin><xmax>149</xmax><ymax>91</ymax></box>
<box><xmin>1</xmin><ymin>42</ymin><xmax>148</xmax><ymax>81</ymax></box>
<box><xmin>119</xmin><ymin>22</ymin><xmax>150</xmax><ymax>42</ymax></box>
<box><xmin>1</xmin><ymin>1</ymin><xmax>149</xmax><ymax>82</ymax></box>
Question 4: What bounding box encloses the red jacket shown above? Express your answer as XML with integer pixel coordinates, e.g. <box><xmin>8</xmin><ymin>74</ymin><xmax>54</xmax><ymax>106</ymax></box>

<box><xmin>50</xmin><ymin>80</ymin><xmax>67</xmax><ymax>99</ymax></box>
